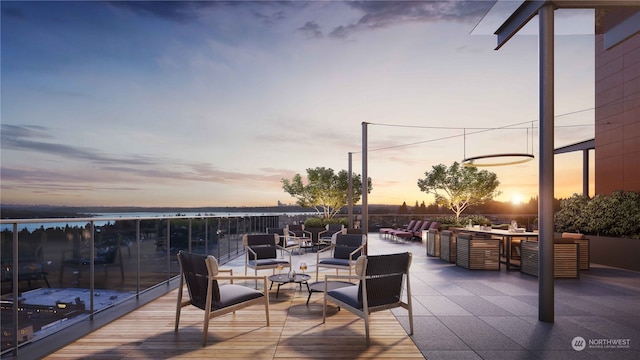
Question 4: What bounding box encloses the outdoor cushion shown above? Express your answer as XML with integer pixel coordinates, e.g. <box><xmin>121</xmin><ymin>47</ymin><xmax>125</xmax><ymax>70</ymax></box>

<box><xmin>217</xmin><ymin>284</ymin><xmax>265</xmax><ymax>309</ymax></box>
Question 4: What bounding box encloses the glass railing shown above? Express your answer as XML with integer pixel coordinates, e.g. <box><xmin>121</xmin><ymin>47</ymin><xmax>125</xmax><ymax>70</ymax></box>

<box><xmin>0</xmin><ymin>214</ymin><xmax>280</xmax><ymax>356</ymax></box>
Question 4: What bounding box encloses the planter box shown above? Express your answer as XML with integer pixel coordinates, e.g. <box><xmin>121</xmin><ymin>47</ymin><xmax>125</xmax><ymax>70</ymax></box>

<box><xmin>520</xmin><ymin>240</ymin><xmax>579</xmax><ymax>279</ymax></box>
<box><xmin>425</xmin><ymin>229</ymin><xmax>440</xmax><ymax>257</ymax></box>
<box><xmin>455</xmin><ymin>233</ymin><xmax>500</xmax><ymax>270</ymax></box>
<box><xmin>582</xmin><ymin>234</ymin><xmax>640</xmax><ymax>272</ymax></box>
<box><xmin>439</xmin><ymin>230</ymin><xmax>456</xmax><ymax>263</ymax></box>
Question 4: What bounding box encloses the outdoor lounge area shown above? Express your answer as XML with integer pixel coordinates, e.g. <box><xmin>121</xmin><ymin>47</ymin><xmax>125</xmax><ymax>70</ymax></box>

<box><xmin>39</xmin><ymin>231</ymin><xmax>640</xmax><ymax>359</ymax></box>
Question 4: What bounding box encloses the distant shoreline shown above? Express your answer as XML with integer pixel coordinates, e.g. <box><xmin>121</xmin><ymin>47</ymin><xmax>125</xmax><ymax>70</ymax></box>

<box><xmin>0</xmin><ymin>204</ymin><xmax>397</xmax><ymax>220</ymax></box>
<box><xmin>0</xmin><ymin>204</ymin><xmax>316</xmax><ymax>219</ymax></box>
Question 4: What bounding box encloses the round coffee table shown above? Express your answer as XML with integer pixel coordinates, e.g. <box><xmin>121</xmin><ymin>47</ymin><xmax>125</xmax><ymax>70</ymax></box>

<box><xmin>268</xmin><ymin>273</ymin><xmax>311</xmax><ymax>298</ymax></box>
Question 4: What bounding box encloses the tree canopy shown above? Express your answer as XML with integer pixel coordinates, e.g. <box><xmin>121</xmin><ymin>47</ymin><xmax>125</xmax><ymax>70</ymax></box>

<box><xmin>417</xmin><ymin>162</ymin><xmax>501</xmax><ymax>222</ymax></box>
<box><xmin>281</xmin><ymin>167</ymin><xmax>372</xmax><ymax>219</ymax></box>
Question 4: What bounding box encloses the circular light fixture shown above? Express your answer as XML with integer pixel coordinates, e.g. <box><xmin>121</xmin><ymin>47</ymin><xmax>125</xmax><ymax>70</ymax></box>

<box><xmin>462</xmin><ymin>153</ymin><xmax>534</xmax><ymax>167</ymax></box>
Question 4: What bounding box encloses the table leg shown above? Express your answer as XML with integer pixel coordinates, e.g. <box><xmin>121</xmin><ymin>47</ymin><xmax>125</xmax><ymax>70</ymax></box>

<box><xmin>306</xmin><ymin>284</ymin><xmax>313</xmax><ymax>305</ymax></box>
<box><xmin>506</xmin><ymin>236</ymin><xmax>511</xmax><ymax>270</ymax></box>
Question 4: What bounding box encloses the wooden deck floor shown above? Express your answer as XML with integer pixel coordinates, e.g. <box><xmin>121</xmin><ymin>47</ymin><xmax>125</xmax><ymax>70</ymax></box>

<box><xmin>42</xmin><ymin>277</ymin><xmax>423</xmax><ymax>359</ymax></box>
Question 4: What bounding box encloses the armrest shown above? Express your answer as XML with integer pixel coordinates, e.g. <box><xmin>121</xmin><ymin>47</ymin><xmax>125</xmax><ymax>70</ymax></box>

<box><xmin>214</xmin><ymin>275</ymin><xmax>266</xmax><ymax>281</ymax></box>
<box><xmin>275</xmin><ymin>246</ymin><xmax>293</xmax><ymax>264</ymax></box>
<box><xmin>245</xmin><ymin>246</ymin><xmax>258</xmax><ymax>260</ymax></box>
<box><xmin>349</xmin><ymin>245</ymin><xmax>365</xmax><ymax>260</ymax></box>
<box><xmin>323</xmin><ymin>274</ymin><xmax>360</xmax><ymax>285</ymax></box>
<box><xmin>213</xmin><ymin>275</ymin><xmax>269</xmax><ymax>292</ymax></box>
<box><xmin>275</xmin><ymin>245</ymin><xmax>293</xmax><ymax>255</ymax></box>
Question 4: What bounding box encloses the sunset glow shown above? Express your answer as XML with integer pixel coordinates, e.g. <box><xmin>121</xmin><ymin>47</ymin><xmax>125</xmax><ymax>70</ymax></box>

<box><xmin>0</xmin><ymin>2</ymin><xmax>594</xmax><ymax>207</ymax></box>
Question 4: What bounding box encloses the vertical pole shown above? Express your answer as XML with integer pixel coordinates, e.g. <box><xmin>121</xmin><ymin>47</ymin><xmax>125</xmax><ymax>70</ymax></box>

<box><xmin>167</xmin><ymin>220</ymin><xmax>171</xmax><ymax>282</ymax></box>
<box><xmin>11</xmin><ymin>224</ymin><xmax>18</xmax><ymax>356</ymax></box>
<box><xmin>583</xmin><ymin>149</ymin><xmax>589</xmax><ymax>197</ymax></box>
<box><xmin>205</xmin><ymin>218</ymin><xmax>209</xmax><ymax>254</ymax></box>
<box><xmin>362</xmin><ymin>122</ymin><xmax>368</xmax><ymax>253</ymax></box>
<box><xmin>348</xmin><ymin>152</ymin><xmax>353</xmax><ymax>228</ymax></box>
<box><xmin>89</xmin><ymin>221</ymin><xmax>95</xmax><ymax>315</ymax></box>
<box><xmin>188</xmin><ymin>218</ymin><xmax>192</xmax><ymax>252</ymax></box>
<box><xmin>538</xmin><ymin>3</ymin><xmax>555</xmax><ymax>323</ymax></box>
<box><xmin>136</xmin><ymin>220</ymin><xmax>141</xmax><ymax>296</ymax></box>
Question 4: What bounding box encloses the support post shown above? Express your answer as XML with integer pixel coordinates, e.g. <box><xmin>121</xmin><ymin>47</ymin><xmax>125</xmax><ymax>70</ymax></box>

<box><xmin>348</xmin><ymin>152</ymin><xmax>353</xmax><ymax>228</ymax></box>
<box><xmin>361</xmin><ymin>122</ymin><xmax>368</xmax><ymax>254</ymax></box>
<box><xmin>583</xmin><ymin>149</ymin><xmax>589</xmax><ymax>197</ymax></box>
<box><xmin>538</xmin><ymin>3</ymin><xmax>555</xmax><ymax>323</ymax></box>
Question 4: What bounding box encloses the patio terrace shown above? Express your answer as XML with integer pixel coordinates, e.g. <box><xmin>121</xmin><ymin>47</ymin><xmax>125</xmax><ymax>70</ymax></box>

<box><xmin>38</xmin><ymin>232</ymin><xmax>640</xmax><ymax>360</ymax></box>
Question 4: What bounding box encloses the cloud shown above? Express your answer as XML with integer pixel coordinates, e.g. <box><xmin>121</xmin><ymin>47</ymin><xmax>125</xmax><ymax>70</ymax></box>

<box><xmin>252</xmin><ymin>9</ymin><xmax>286</xmax><ymax>26</ymax></box>
<box><xmin>0</xmin><ymin>5</ymin><xmax>27</xmax><ymax>20</ymax></box>
<box><xmin>107</xmin><ymin>1</ymin><xmax>222</xmax><ymax>22</ymax></box>
<box><xmin>0</xmin><ymin>124</ymin><xmax>289</xmax><ymax>191</ymax></box>
<box><xmin>109</xmin><ymin>1</ymin><xmax>297</xmax><ymax>25</ymax></box>
<box><xmin>298</xmin><ymin>21</ymin><xmax>323</xmax><ymax>38</ymax></box>
<box><xmin>1</xmin><ymin>124</ymin><xmax>53</xmax><ymax>139</ymax></box>
<box><xmin>327</xmin><ymin>0</ymin><xmax>495</xmax><ymax>39</ymax></box>
<box><xmin>2</xmin><ymin>124</ymin><xmax>155</xmax><ymax>166</ymax></box>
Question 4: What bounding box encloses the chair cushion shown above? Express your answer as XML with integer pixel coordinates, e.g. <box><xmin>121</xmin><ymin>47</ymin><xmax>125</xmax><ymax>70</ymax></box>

<box><xmin>215</xmin><ymin>284</ymin><xmax>264</xmax><ymax>309</ymax></box>
<box><xmin>328</xmin><ymin>284</ymin><xmax>361</xmax><ymax>309</ymax></box>
<box><xmin>248</xmin><ymin>259</ymin><xmax>289</xmax><ymax>267</ymax></box>
<box><xmin>207</xmin><ymin>255</ymin><xmax>219</xmax><ymax>275</ymax></box>
<box><xmin>393</xmin><ymin>231</ymin><xmax>413</xmax><ymax>237</ymax></box>
<box><xmin>319</xmin><ymin>258</ymin><xmax>350</xmax><ymax>267</ymax></box>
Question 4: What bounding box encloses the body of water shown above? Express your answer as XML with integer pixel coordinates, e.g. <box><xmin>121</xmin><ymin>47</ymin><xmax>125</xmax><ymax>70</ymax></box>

<box><xmin>1</xmin><ymin>211</ymin><xmax>316</xmax><ymax>232</ymax></box>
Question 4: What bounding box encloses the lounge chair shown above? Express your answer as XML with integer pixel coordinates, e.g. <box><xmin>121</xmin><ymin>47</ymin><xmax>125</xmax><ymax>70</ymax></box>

<box><xmin>243</xmin><ymin>234</ymin><xmax>291</xmax><ymax>286</ymax></box>
<box><xmin>316</xmin><ymin>233</ymin><xmax>366</xmax><ymax>281</ymax></box>
<box><xmin>379</xmin><ymin>220</ymin><xmax>415</xmax><ymax>239</ymax></box>
<box><xmin>175</xmin><ymin>251</ymin><xmax>270</xmax><ymax>346</ymax></box>
<box><xmin>322</xmin><ymin>252</ymin><xmax>413</xmax><ymax>345</ymax></box>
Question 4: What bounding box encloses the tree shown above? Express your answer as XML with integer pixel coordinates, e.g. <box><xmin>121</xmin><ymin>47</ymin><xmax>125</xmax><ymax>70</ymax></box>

<box><xmin>398</xmin><ymin>202</ymin><xmax>409</xmax><ymax>214</ymax></box>
<box><xmin>281</xmin><ymin>167</ymin><xmax>373</xmax><ymax>219</ymax></box>
<box><xmin>417</xmin><ymin>162</ymin><xmax>501</xmax><ymax>223</ymax></box>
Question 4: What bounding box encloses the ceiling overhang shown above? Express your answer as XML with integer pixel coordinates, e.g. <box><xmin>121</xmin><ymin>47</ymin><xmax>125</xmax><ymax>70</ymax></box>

<box><xmin>492</xmin><ymin>0</ymin><xmax>639</xmax><ymax>50</ymax></box>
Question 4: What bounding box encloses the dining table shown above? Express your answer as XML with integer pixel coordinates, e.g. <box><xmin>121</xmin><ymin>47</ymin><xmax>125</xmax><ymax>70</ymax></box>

<box><xmin>453</xmin><ymin>227</ymin><xmax>539</xmax><ymax>271</ymax></box>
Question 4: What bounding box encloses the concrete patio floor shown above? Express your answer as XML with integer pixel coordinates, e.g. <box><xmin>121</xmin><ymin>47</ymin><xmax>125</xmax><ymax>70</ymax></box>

<box><xmin>43</xmin><ymin>231</ymin><xmax>640</xmax><ymax>360</ymax></box>
<box><xmin>204</xmin><ymin>231</ymin><xmax>640</xmax><ymax>359</ymax></box>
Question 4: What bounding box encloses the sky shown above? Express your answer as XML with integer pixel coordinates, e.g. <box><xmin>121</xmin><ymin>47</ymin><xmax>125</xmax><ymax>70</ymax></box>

<box><xmin>1</xmin><ymin>1</ymin><xmax>596</xmax><ymax>208</ymax></box>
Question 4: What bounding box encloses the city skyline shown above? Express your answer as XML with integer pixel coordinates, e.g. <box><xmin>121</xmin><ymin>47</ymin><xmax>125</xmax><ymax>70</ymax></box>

<box><xmin>1</xmin><ymin>1</ymin><xmax>595</xmax><ymax>208</ymax></box>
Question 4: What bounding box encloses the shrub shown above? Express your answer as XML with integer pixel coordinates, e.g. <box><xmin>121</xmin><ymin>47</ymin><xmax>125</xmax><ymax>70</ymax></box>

<box><xmin>554</xmin><ymin>191</ymin><xmax>640</xmax><ymax>239</ymax></box>
<box><xmin>303</xmin><ymin>217</ymin><xmax>349</xmax><ymax>228</ymax></box>
<box><xmin>554</xmin><ymin>194</ymin><xmax>590</xmax><ymax>233</ymax></box>
<box><xmin>464</xmin><ymin>215</ymin><xmax>491</xmax><ymax>226</ymax></box>
<box><xmin>304</xmin><ymin>217</ymin><xmax>324</xmax><ymax>228</ymax></box>
<box><xmin>433</xmin><ymin>215</ymin><xmax>459</xmax><ymax>226</ymax></box>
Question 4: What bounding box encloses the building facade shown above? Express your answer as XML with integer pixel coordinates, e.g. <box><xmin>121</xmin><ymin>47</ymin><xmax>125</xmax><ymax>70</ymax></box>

<box><xmin>595</xmin><ymin>9</ymin><xmax>640</xmax><ymax>194</ymax></box>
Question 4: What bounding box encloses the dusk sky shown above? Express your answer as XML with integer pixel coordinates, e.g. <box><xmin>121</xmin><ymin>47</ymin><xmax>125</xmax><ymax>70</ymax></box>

<box><xmin>1</xmin><ymin>1</ymin><xmax>596</xmax><ymax>208</ymax></box>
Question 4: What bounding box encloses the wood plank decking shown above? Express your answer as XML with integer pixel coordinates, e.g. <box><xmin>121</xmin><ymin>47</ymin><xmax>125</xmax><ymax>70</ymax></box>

<box><xmin>42</xmin><ymin>276</ymin><xmax>423</xmax><ymax>359</ymax></box>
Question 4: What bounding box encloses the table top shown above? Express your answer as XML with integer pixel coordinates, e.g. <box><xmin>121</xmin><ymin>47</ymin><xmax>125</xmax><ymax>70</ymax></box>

<box><xmin>268</xmin><ymin>273</ymin><xmax>311</xmax><ymax>283</ymax></box>
<box><xmin>454</xmin><ymin>227</ymin><xmax>539</xmax><ymax>237</ymax></box>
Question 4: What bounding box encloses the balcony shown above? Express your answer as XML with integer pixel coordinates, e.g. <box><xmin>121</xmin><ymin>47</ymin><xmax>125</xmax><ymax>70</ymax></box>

<box><xmin>3</xmin><ymin>216</ymin><xmax>640</xmax><ymax>359</ymax></box>
<box><xmin>1</xmin><ymin>214</ymin><xmax>280</xmax><ymax>356</ymax></box>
